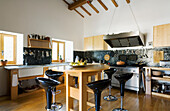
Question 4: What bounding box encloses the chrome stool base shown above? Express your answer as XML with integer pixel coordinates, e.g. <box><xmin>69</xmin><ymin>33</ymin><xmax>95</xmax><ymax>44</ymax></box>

<box><xmin>104</xmin><ymin>95</ymin><xmax>118</xmax><ymax>101</ymax></box>
<box><xmin>88</xmin><ymin>106</ymin><xmax>102</xmax><ymax>111</ymax></box>
<box><xmin>51</xmin><ymin>102</ymin><xmax>63</xmax><ymax>110</ymax></box>
<box><xmin>46</xmin><ymin>103</ymin><xmax>63</xmax><ymax>111</ymax></box>
<box><xmin>112</xmin><ymin>108</ymin><xmax>128</xmax><ymax>111</ymax></box>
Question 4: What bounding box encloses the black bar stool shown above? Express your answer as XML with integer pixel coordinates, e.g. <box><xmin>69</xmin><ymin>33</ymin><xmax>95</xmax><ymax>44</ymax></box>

<box><xmin>35</xmin><ymin>77</ymin><xmax>60</xmax><ymax>111</ymax></box>
<box><xmin>45</xmin><ymin>70</ymin><xmax>63</xmax><ymax>110</ymax></box>
<box><xmin>113</xmin><ymin>73</ymin><xmax>133</xmax><ymax>111</ymax></box>
<box><xmin>87</xmin><ymin>79</ymin><xmax>111</xmax><ymax>111</ymax></box>
<box><xmin>104</xmin><ymin>68</ymin><xmax>117</xmax><ymax>101</ymax></box>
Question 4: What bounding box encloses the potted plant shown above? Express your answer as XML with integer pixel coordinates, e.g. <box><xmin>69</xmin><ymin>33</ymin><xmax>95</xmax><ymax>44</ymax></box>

<box><xmin>1</xmin><ymin>59</ymin><xmax>8</xmax><ymax>66</ymax></box>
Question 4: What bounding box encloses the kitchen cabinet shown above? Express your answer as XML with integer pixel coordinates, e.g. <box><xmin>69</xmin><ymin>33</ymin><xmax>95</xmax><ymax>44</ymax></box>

<box><xmin>153</xmin><ymin>23</ymin><xmax>170</xmax><ymax>47</ymax></box>
<box><xmin>84</xmin><ymin>35</ymin><xmax>108</xmax><ymax>51</ymax></box>
<box><xmin>84</xmin><ymin>36</ymin><xmax>93</xmax><ymax>50</ymax></box>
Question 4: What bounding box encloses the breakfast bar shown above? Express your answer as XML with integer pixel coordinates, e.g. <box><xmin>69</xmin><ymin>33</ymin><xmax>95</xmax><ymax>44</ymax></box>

<box><xmin>51</xmin><ymin>64</ymin><xmax>109</xmax><ymax>111</ymax></box>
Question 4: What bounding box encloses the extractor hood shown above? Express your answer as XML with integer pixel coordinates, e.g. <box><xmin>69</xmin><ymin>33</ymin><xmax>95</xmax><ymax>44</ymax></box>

<box><xmin>103</xmin><ymin>31</ymin><xmax>145</xmax><ymax>48</ymax></box>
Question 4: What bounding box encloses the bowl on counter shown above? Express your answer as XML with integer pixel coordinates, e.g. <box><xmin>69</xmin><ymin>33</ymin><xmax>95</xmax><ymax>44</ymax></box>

<box><xmin>116</xmin><ymin>61</ymin><xmax>125</xmax><ymax>65</ymax></box>
<box><xmin>152</xmin><ymin>70</ymin><xmax>162</xmax><ymax>77</ymax></box>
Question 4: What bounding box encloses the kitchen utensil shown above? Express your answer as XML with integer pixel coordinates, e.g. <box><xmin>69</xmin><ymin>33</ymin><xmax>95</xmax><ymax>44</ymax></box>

<box><xmin>122</xmin><ymin>50</ymin><xmax>124</xmax><ymax>54</ymax></box>
<box><xmin>116</xmin><ymin>61</ymin><xmax>125</xmax><ymax>65</ymax></box>
<box><xmin>126</xmin><ymin>49</ymin><xmax>129</xmax><ymax>54</ymax></box>
<box><xmin>114</xmin><ymin>50</ymin><xmax>118</xmax><ymax>57</ymax></box>
<box><xmin>24</xmin><ymin>50</ymin><xmax>28</xmax><ymax>55</ymax></box>
<box><xmin>46</xmin><ymin>51</ymin><xmax>49</xmax><ymax>57</ymax></box>
<box><xmin>135</xmin><ymin>50</ymin><xmax>140</xmax><ymax>55</ymax></box>
<box><xmin>145</xmin><ymin>49</ymin><xmax>148</xmax><ymax>58</ymax></box>
<box><xmin>132</xmin><ymin>50</ymin><xmax>134</xmax><ymax>54</ymax></box>
<box><xmin>42</xmin><ymin>51</ymin><xmax>44</xmax><ymax>58</ymax></box>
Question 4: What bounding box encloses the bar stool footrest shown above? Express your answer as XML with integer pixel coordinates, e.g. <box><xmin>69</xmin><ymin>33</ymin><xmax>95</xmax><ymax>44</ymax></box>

<box><xmin>88</xmin><ymin>106</ymin><xmax>102</xmax><ymax>111</ymax></box>
<box><xmin>112</xmin><ymin>108</ymin><xmax>128</xmax><ymax>111</ymax></box>
<box><xmin>104</xmin><ymin>95</ymin><xmax>118</xmax><ymax>101</ymax></box>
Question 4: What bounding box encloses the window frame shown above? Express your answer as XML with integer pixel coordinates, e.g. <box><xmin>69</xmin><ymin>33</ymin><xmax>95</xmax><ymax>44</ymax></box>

<box><xmin>0</xmin><ymin>33</ymin><xmax>17</xmax><ymax>64</ymax></box>
<box><xmin>52</xmin><ymin>40</ymin><xmax>65</xmax><ymax>62</ymax></box>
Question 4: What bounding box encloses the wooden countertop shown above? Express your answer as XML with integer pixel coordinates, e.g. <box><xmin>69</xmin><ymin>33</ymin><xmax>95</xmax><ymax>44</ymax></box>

<box><xmin>51</xmin><ymin>64</ymin><xmax>110</xmax><ymax>72</ymax></box>
<box><xmin>143</xmin><ymin>66</ymin><xmax>170</xmax><ymax>70</ymax></box>
<box><xmin>4</xmin><ymin>63</ymin><xmax>69</xmax><ymax>70</ymax></box>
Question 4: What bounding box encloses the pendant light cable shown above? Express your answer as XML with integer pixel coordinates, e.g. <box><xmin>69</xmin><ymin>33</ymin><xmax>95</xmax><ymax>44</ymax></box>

<box><xmin>107</xmin><ymin>7</ymin><xmax>117</xmax><ymax>34</ymax></box>
<box><xmin>107</xmin><ymin>0</ymin><xmax>120</xmax><ymax>34</ymax></box>
<box><xmin>107</xmin><ymin>0</ymin><xmax>141</xmax><ymax>34</ymax></box>
<box><xmin>128</xmin><ymin>4</ymin><xmax>141</xmax><ymax>32</ymax></box>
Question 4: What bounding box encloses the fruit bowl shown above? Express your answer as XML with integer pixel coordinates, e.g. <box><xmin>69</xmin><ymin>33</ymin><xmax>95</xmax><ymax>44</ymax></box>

<box><xmin>69</xmin><ymin>65</ymin><xmax>86</xmax><ymax>68</ymax></box>
<box><xmin>69</xmin><ymin>61</ymin><xmax>87</xmax><ymax>68</ymax></box>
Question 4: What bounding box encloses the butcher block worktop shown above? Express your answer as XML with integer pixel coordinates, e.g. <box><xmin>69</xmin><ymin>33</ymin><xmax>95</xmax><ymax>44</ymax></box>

<box><xmin>4</xmin><ymin>62</ymin><xmax>68</xmax><ymax>70</ymax></box>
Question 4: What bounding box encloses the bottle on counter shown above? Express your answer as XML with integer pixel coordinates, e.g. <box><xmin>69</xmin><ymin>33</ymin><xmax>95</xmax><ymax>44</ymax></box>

<box><xmin>75</xmin><ymin>56</ymin><xmax>79</xmax><ymax>63</ymax></box>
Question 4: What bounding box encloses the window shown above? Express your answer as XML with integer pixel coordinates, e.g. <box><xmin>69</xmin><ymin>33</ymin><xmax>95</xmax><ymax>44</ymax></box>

<box><xmin>0</xmin><ymin>33</ymin><xmax>17</xmax><ymax>64</ymax></box>
<box><xmin>52</xmin><ymin>40</ymin><xmax>65</xmax><ymax>62</ymax></box>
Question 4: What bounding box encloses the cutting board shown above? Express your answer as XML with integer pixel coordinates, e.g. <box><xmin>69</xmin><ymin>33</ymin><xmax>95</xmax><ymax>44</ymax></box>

<box><xmin>153</xmin><ymin>51</ymin><xmax>164</xmax><ymax>63</ymax></box>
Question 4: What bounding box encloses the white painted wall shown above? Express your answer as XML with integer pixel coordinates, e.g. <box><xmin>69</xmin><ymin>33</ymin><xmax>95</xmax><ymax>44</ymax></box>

<box><xmin>0</xmin><ymin>0</ymin><xmax>84</xmax><ymax>50</ymax></box>
<box><xmin>83</xmin><ymin>0</ymin><xmax>170</xmax><ymax>47</ymax></box>
<box><xmin>0</xmin><ymin>0</ymin><xmax>84</xmax><ymax>96</ymax></box>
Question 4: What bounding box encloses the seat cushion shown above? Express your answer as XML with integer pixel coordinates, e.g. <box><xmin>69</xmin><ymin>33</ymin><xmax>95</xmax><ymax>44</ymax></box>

<box><xmin>45</xmin><ymin>70</ymin><xmax>63</xmax><ymax>80</ymax></box>
<box><xmin>36</xmin><ymin>77</ymin><xmax>60</xmax><ymax>89</ymax></box>
<box><xmin>114</xmin><ymin>73</ymin><xmax>133</xmax><ymax>83</ymax></box>
<box><xmin>87</xmin><ymin>79</ymin><xmax>111</xmax><ymax>92</ymax></box>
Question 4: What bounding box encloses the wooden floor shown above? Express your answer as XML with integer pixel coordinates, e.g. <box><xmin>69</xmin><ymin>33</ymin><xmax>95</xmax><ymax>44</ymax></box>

<box><xmin>0</xmin><ymin>87</ymin><xmax>170</xmax><ymax>111</ymax></box>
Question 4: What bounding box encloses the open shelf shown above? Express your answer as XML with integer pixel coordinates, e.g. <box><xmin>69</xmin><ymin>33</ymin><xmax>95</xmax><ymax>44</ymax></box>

<box><xmin>29</xmin><ymin>38</ymin><xmax>50</xmax><ymax>42</ymax></box>
<box><xmin>27</xmin><ymin>36</ymin><xmax>52</xmax><ymax>49</ymax></box>
<box><xmin>27</xmin><ymin>46</ymin><xmax>52</xmax><ymax>49</ymax></box>
<box><xmin>152</xmin><ymin>92</ymin><xmax>170</xmax><ymax>99</ymax></box>
<box><xmin>151</xmin><ymin>77</ymin><xmax>170</xmax><ymax>82</ymax></box>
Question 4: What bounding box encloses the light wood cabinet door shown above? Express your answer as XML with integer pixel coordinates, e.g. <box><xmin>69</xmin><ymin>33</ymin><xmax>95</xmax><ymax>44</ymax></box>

<box><xmin>84</xmin><ymin>37</ymin><xmax>93</xmax><ymax>50</ymax></box>
<box><xmin>93</xmin><ymin>35</ymin><xmax>107</xmax><ymax>50</ymax></box>
<box><xmin>153</xmin><ymin>23</ymin><xmax>170</xmax><ymax>47</ymax></box>
<box><xmin>84</xmin><ymin>35</ymin><xmax>108</xmax><ymax>51</ymax></box>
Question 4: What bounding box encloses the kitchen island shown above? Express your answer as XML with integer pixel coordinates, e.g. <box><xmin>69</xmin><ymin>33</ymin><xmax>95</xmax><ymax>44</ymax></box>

<box><xmin>51</xmin><ymin>64</ymin><xmax>109</xmax><ymax>111</ymax></box>
<box><xmin>4</xmin><ymin>62</ymin><xmax>68</xmax><ymax>100</ymax></box>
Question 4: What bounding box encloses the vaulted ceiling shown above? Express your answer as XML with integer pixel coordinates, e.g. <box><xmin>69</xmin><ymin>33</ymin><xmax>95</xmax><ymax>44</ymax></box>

<box><xmin>63</xmin><ymin>0</ymin><xmax>130</xmax><ymax>18</ymax></box>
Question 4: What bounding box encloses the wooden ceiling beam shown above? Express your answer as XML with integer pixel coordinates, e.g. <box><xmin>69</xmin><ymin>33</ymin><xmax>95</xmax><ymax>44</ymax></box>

<box><xmin>74</xmin><ymin>9</ymin><xmax>84</xmax><ymax>18</ymax></box>
<box><xmin>72</xmin><ymin>0</ymin><xmax>91</xmax><ymax>16</ymax></box>
<box><xmin>97</xmin><ymin>0</ymin><xmax>108</xmax><ymax>11</ymax></box>
<box><xmin>126</xmin><ymin>0</ymin><xmax>130</xmax><ymax>4</ymax></box>
<box><xmin>80</xmin><ymin>6</ymin><xmax>91</xmax><ymax>16</ymax></box>
<box><xmin>111</xmin><ymin>0</ymin><xmax>118</xmax><ymax>7</ymax></box>
<box><xmin>68</xmin><ymin>0</ymin><xmax>87</xmax><ymax>10</ymax></box>
<box><xmin>63</xmin><ymin>0</ymin><xmax>84</xmax><ymax>18</ymax></box>
<box><xmin>87</xmin><ymin>3</ymin><xmax>99</xmax><ymax>13</ymax></box>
